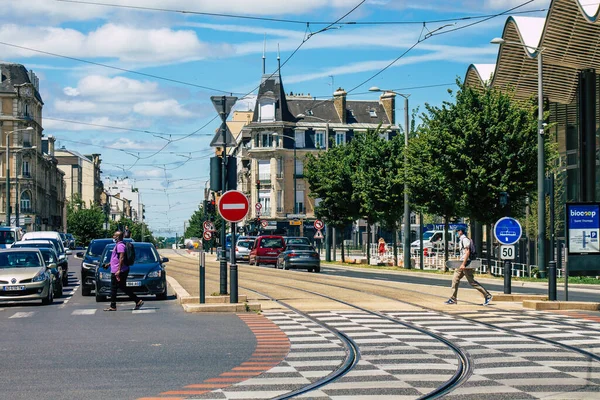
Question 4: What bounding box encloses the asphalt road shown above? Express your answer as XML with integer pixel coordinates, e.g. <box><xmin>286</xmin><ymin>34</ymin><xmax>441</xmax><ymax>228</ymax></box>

<box><xmin>0</xmin><ymin>254</ymin><xmax>255</xmax><ymax>400</ymax></box>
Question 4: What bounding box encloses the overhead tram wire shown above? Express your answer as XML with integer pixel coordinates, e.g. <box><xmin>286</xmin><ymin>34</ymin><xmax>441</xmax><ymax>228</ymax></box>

<box><xmin>55</xmin><ymin>0</ymin><xmax>550</xmax><ymax>26</ymax></box>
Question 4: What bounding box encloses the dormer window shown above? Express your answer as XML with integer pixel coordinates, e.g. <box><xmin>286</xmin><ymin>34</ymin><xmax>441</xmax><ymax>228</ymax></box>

<box><xmin>369</xmin><ymin>109</ymin><xmax>377</xmax><ymax>118</ymax></box>
<box><xmin>258</xmin><ymin>98</ymin><xmax>275</xmax><ymax>122</ymax></box>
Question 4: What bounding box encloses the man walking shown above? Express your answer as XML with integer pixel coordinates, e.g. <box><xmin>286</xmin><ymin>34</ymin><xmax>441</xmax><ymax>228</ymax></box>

<box><xmin>445</xmin><ymin>228</ymin><xmax>493</xmax><ymax>306</ymax></box>
<box><xmin>104</xmin><ymin>230</ymin><xmax>143</xmax><ymax>311</ymax></box>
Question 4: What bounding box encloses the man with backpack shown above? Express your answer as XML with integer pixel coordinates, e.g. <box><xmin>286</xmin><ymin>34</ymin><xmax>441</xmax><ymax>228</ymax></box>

<box><xmin>104</xmin><ymin>230</ymin><xmax>144</xmax><ymax>312</ymax></box>
<box><xmin>444</xmin><ymin>228</ymin><xmax>493</xmax><ymax>306</ymax></box>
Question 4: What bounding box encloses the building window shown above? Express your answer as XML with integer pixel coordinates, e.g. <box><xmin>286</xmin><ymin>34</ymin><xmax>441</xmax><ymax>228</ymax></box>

<box><xmin>295</xmin><ymin>159</ymin><xmax>304</xmax><ymax>176</ymax></box>
<box><xmin>258</xmin><ymin>160</ymin><xmax>271</xmax><ymax>182</ymax></box>
<box><xmin>294</xmin><ymin>130</ymin><xmax>305</xmax><ymax>148</ymax></box>
<box><xmin>276</xmin><ymin>158</ymin><xmax>283</xmax><ymax>178</ymax></box>
<box><xmin>276</xmin><ymin>190</ymin><xmax>283</xmax><ymax>211</ymax></box>
<box><xmin>259</xmin><ymin>190</ymin><xmax>271</xmax><ymax>215</ymax></box>
<box><xmin>22</xmin><ymin>160</ymin><xmax>30</xmax><ymax>177</ymax></box>
<box><xmin>20</xmin><ymin>191</ymin><xmax>31</xmax><ymax>212</ymax></box>
<box><xmin>335</xmin><ymin>132</ymin><xmax>346</xmax><ymax>145</ymax></box>
<box><xmin>259</xmin><ymin>100</ymin><xmax>275</xmax><ymax>122</ymax></box>
<box><xmin>260</xmin><ymin>132</ymin><xmax>273</xmax><ymax>148</ymax></box>
<box><xmin>315</xmin><ymin>131</ymin><xmax>325</xmax><ymax>148</ymax></box>
<box><xmin>369</xmin><ymin>109</ymin><xmax>377</xmax><ymax>118</ymax></box>
<box><xmin>295</xmin><ymin>190</ymin><xmax>304</xmax><ymax>214</ymax></box>
<box><xmin>23</xmin><ymin>131</ymin><xmax>32</xmax><ymax>147</ymax></box>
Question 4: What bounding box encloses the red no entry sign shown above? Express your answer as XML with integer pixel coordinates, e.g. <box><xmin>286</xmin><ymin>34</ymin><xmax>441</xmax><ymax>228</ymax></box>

<box><xmin>218</xmin><ymin>190</ymin><xmax>249</xmax><ymax>223</ymax></box>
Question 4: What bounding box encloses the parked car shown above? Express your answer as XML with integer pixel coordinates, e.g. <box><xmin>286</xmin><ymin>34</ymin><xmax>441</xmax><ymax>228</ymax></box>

<box><xmin>284</xmin><ymin>236</ymin><xmax>311</xmax><ymax>246</ymax></box>
<box><xmin>235</xmin><ymin>238</ymin><xmax>255</xmax><ymax>261</ymax></box>
<box><xmin>248</xmin><ymin>235</ymin><xmax>285</xmax><ymax>266</ymax></box>
<box><xmin>59</xmin><ymin>232</ymin><xmax>69</xmax><ymax>250</ymax></box>
<box><xmin>95</xmin><ymin>242</ymin><xmax>168</xmax><ymax>302</ymax></box>
<box><xmin>0</xmin><ymin>226</ymin><xmax>23</xmax><ymax>249</ymax></box>
<box><xmin>276</xmin><ymin>244</ymin><xmax>321</xmax><ymax>272</ymax></box>
<box><xmin>65</xmin><ymin>233</ymin><xmax>76</xmax><ymax>249</ymax></box>
<box><xmin>23</xmin><ymin>231</ymin><xmax>71</xmax><ymax>286</ymax></box>
<box><xmin>11</xmin><ymin>240</ymin><xmax>64</xmax><ymax>297</ymax></box>
<box><xmin>0</xmin><ymin>248</ymin><xmax>54</xmax><ymax>305</ymax></box>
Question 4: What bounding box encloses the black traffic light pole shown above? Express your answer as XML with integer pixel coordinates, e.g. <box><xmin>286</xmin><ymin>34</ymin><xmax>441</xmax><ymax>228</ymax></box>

<box><xmin>219</xmin><ymin>119</ymin><xmax>228</xmax><ymax>296</ymax></box>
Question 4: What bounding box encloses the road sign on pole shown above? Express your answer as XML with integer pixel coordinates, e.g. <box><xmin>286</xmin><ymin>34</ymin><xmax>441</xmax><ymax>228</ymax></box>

<box><xmin>203</xmin><ymin>231</ymin><xmax>212</xmax><ymax>241</ymax></box>
<box><xmin>314</xmin><ymin>219</ymin><xmax>324</xmax><ymax>230</ymax></box>
<box><xmin>494</xmin><ymin>217</ymin><xmax>523</xmax><ymax>245</ymax></box>
<box><xmin>203</xmin><ymin>221</ymin><xmax>215</xmax><ymax>232</ymax></box>
<box><xmin>314</xmin><ymin>230</ymin><xmax>324</xmax><ymax>239</ymax></box>
<box><xmin>500</xmin><ymin>245</ymin><xmax>515</xmax><ymax>260</ymax></box>
<box><xmin>218</xmin><ymin>190</ymin><xmax>249</xmax><ymax>223</ymax></box>
<box><xmin>255</xmin><ymin>203</ymin><xmax>262</xmax><ymax>210</ymax></box>
<box><xmin>261</xmin><ymin>220</ymin><xmax>268</xmax><ymax>228</ymax></box>
<box><xmin>210</xmin><ymin>96</ymin><xmax>237</xmax><ymax>119</ymax></box>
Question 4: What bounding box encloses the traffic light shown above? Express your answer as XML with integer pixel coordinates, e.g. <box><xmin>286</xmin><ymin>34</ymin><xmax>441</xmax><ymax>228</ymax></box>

<box><xmin>142</xmin><ymin>206</ymin><xmax>146</xmax><ymax>220</ymax></box>
<box><xmin>256</xmin><ymin>180</ymin><xmax>260</xmax><ymax>191</ymax></box>
<box><xmin>210</xmin><ymin>200</ymin><xmax>216</xmax><ymax>214</ymax></box>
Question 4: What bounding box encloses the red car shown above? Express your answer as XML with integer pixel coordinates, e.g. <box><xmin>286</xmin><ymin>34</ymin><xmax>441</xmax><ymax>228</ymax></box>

<box><xmin>249</xmin><ymin>235</ymin><xmax>285</xmax><ymax>266</ymax></box>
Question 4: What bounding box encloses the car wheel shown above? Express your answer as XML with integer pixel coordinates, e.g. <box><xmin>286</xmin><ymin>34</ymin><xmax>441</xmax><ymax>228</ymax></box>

<box><xmin>42</xmin><ymin>284</ymin><xmax>53</xmax><ymax>305</ymax></box>
<box><xmin>95</xmin><ymin>285</ymin><xmax>106</xmax><ymax>302</ymax></box>
<box><xmin>314</xmin><ymin>266</ymin><xmax>321</xmax><ymax>273</ymax></box>
<box><xmin>156</xmin><ymin>289</ymin><xmax>168</xmax><ymax>300</ymax></box>
<box><xmin>81</xmin><ymin>286</ymin><xmax>91</xmax><ymax>297</ymax></box>
<box><xmin>62</xmin><ymin>272</ymin><xmax>69</xmax><ymax>287</ymax></box>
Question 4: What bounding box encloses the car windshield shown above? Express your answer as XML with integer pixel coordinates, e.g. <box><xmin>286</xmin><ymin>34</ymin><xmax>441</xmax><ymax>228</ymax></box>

<box><xmin>47</xmin><ymin>238</ymin><xmax>64</xmax><ymax>253</ymax></box>
<box><xmin>0</xmin><ymin>231</ymin><xmax>16</xmax><ymax>245</ymax></box>
<box><xmin>135</xmin><ymin>247</ymin><xmax>157</xmax><ymax>264</ymax></box>
<box><xmin>287</xmin><ymin>245</ymin><xmax>314</xmax><ymax>251</ymax></box>
<box><xmin>89</xmin><ymin>241</ymin><xmax>112</xmax><ymax>257</ymax></box>
<box><xmin>260</xmin><ymin>238</ymin><xmax>283</xmax><ymax>249</ymax></box>
<box><xmin>287</xmin><ymin>238</ymin><xmax>309</xmax><ymax>245</ymax></box>
<box><xmin>237</xmin><ymin>241</ymin><xmax>253</xmax><ymax>249</ymax></box>
<box><xmin>422</xmin><ymin>232</ymin><xmax>435</xmax><ymax>241</ymax></box>
<box><xmin>0</xmin><ymin>252</ymin><xmax>42</xmax><ymax>268</ymax></box>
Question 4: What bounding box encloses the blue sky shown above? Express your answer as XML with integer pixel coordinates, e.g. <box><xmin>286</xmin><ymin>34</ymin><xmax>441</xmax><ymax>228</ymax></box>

<box><xmin>1</xmin><ymin>0</ymin><xmax>552</xmax><ymax>237</ymax></box>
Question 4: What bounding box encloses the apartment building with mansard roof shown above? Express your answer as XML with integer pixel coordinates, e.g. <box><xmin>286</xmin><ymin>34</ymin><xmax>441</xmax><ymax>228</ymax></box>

<box><xmin>229</xmin><ymin>59</ymin><xmax>399</xmax><ymax>238</ymax></box>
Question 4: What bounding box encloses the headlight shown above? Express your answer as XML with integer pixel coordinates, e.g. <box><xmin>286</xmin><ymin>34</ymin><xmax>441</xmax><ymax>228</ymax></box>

<box><xmin>32</xmin><ymin>272</ymin><xmax>46</xmax><ymax>282</ymax></box>
<box><xmin>147</xmin><ymin>270</ymin><xmax>162</xmax><ymax>278</ymax></box>
<box><xmin>99</xmin><ymin>271</ymin><xmax>112</xmax><ymax>280</ymax></box>
<box><xmin>82</xmin><ymin>262</ymin><xmax>96</xmax><ymax>270</ymax></box>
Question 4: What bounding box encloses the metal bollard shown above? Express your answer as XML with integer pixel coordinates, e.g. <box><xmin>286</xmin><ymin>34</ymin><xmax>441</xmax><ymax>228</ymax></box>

<box><xmin>548</xmin><ymin>260</ymin><xmax>557</xmax><ymax>301</ymax></box>
<box><xmin>503</xmin><ymin>260</ymin><xmax>511</xmax><ymax>294</ymax></box>
<box><xmin>200</xmin><ymin>250</ymin><xmax>205</xmax><ymax>304</ymax></box>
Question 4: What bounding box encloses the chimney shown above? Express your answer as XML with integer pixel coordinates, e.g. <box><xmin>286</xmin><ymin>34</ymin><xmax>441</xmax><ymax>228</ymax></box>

<box><xmin>333</xmin><ymin>87</ymin><xmax>347</xmax><ymax>123</ymax></box>
<box><xmin>380</xmin><ymin>92</ymin><xmax>395</xmax><ymax>125</ymax></box>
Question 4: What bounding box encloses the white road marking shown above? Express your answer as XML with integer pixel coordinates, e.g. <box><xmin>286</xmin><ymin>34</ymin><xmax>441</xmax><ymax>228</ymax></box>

<box><xmin>71</xmin><ymin>309</ymin><xmax>96</xmax><ymax>315</ymax></box>
<box><xmin>10</xmin><ymin>312</ymin><xmax>35</xmax><ymax>318</ymax></box>
<box><xmin>132</xmin><ymin>309</ymin><xmax>156</xmax><ymax>314</ymax></box>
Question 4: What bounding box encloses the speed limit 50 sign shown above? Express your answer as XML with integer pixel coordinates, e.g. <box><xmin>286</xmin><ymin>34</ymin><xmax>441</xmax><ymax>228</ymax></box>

<box><xmin>500</xmin><ymin>245</ymin><xmax>515</xmax><ymax>260</ymax></box>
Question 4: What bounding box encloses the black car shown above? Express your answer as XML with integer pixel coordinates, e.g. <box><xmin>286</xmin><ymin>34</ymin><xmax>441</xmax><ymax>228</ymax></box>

<box><xmin>95</xmin><ymin>242</ymin><xmax>168</xmax><ymax>302</ymax></box>
<box><xmin>78</xmin><ymin>238</ymin><xmax>132</xmax><ymax>296</ymax></box>
<box><xmin>276</xmin><ymin>244</ymin><xmax>321</xmax><ymax>272</ymax></box>
<box><xmin>65</xmin><ymin>233</ymin><xmax>76</xmax><ymax>250</ymax></box>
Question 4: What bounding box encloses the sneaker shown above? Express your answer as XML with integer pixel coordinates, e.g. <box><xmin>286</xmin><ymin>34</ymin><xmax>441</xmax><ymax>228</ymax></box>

<box><xmin>103</xmin><ymin>307</ymin><xmax>117</xmax><ymax>312</ymax></box>
<box><xmin>134</xmin><ymin>300</ymin><xmax>144</xmax><ymax>310</ymax></box>
<box><xmin>483</xmin><ymin>295</ymin><xmax>493</xmax><ymax>306</ymax></box>
<box><xmin>444</xmin><ymin>298</ymin><xmax>457</xmax><ymax>305</ymax></box>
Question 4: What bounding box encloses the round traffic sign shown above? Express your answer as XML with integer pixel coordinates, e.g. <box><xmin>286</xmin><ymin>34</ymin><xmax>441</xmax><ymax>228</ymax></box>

<box><xmin>203</xmin><ymin>221</ymin><xmax>215</xmax><ymax>231</ymax></box>
<box><xmin>314</xmin><ymin>219</ymin><xmax>324</xmax><ymax>230</ymax></box>
<box><xmin>203</xmin><ymin>231</ymin><xmax>212</xmax><ymax>241</ymax></box>
<box><xmin>261</xmin><ymin>220</ymin><xmax>268</xmax><ymax>228</ymax></box>
<box><xmin>494</xmin><ymin>217</ymin><xmax>522</xmax><ymax>245</ymax></box>
<box><xmin>255</xmin><ymin>202</ymin><xmax>262</xmax><ymax>210</ymax></box>
<box><xmin>218</xmin><ymin>190</ymin><xmax>250</xmax><ymax>223</ymax></box>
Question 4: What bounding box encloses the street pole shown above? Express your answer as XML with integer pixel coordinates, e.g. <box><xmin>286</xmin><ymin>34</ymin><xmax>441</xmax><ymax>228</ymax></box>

<box><xmin>5</xmin><ymin>131</ymin><xmax>10</xmax><ymax>226</ymax></box>
<box><xmin>220</xmin><ymin>96</ymin><xmax>228</xmax><ymax>295</ymax></box>
<box><xmin>15</xmin><ymin>153</ymin><xmax>19</xmax><ymax>227</ymax></box>
<box><xmin>230</xmin><ymin>221</ymin><xmax>238</xmax><ymax>303</ymax></box>
<box><xmin>537</xmin><ymin>52</ymin><xmax>547</xmax><ymax>279</ymax></box>
<box><xmin>402</xmin><ymin>95</ymin><xmax>411</xmax><ymax>269</ymax></box>
<box><xmin>293</xmin><ymin>135</ymin><xmax>297</xmax><ymax>236</ymax></box>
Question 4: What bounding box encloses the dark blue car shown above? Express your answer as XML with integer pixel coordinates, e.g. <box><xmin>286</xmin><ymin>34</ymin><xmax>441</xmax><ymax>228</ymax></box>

<box><xmin>78</xmin><ymin>238</ymin><xmax>132</xmax><ymax>296</ymax></box>
<box><xmin>95</xmin><ymin>242</ymin><xmax>168</xmax><ymax>302</ymax></box>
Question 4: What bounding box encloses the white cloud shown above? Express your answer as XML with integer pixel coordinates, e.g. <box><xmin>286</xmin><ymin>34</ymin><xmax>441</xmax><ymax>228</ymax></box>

<box><xmin>133</xmin><ymin>168</ymin><xmax>167</xmax><ymax>178</ymax></box>
<box><xmin>105</xmin><ymin>139</ymin><xmax>166</xmax><ymax>151</ymax></box>
<box><xmin>66</xmin><ymin>75</ymin><xmax>160</xmax><ymax>102</ymax></box>
<box><xmin>63</xmin><ymin>87</ymin><xmax>80</xmax><ymax>96</ymax></box>
<box><xmin>133</xmin><ymin>99</ymin><xmax>194</xmax><ymax>118</ymax></box>
<box><xmin>54</xmin><ymin>99</ymin><xmax>97</xmax><ymax>113</ymax></box>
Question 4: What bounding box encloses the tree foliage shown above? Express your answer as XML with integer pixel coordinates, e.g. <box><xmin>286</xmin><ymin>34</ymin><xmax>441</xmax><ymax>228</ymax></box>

<box><xmin>66</xmin><ymin>201</ymin><xmax>105</xmax><ymax>247</ymax></box>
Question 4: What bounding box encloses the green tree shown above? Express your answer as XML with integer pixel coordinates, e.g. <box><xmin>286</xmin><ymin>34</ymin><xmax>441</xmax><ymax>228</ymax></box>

<box><xmin>305</xmin><ymin>144</ymin><xmax>360</xmax><ymax>262</ymax></box>
<box><xmin>184</xmin><ymin>204</ymin><xmax>224</xmax><ymax>249</ymax></box>
<box><xmin>66</xmin><ymin>203</ymin><xmax>105</xmax><ymax>247</ymax></box>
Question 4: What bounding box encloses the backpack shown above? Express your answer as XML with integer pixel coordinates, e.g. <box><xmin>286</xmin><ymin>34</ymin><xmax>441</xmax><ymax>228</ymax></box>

<box><xmin>461</xmin><ymin>237</ymin><xmax>478</xmax><ymax>260</ymax></box>
<box><xmin>124</xmin><ymin>242</ymin><xmax>136</xmax><ymax>266</ymax></box>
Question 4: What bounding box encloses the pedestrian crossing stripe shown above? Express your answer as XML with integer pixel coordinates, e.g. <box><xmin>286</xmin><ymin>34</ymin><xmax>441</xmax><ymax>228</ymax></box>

<box><xmin>71</xmin><ymin>309</ymin><xmax>96</xmax><ymax>315</ymax></box>
<box><xmin>9</xmin><ymin>312</ymin><xmax>35</xmax><ymax>318</ymax></box>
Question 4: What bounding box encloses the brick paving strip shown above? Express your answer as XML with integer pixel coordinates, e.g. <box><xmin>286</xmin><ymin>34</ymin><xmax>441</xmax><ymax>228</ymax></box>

<box><xmin>137</xmin><ymin>314</ymin><xmax>290</xmax><ymax>400</ymax></box>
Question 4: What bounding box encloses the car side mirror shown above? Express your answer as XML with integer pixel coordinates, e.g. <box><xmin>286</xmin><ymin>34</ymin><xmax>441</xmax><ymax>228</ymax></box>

<box><xmin>76</xmin><ymin>252</ymin><xmax>84</xmax><ymax>258</ymax></box>
<box><xmin>161</xmin><ymin>257</ymin><xmax>169</xmax><ymax>263</ymax></box>
<box><xmin>66</xmin><ymin>250</ymin><xmax>72</xmax><ymax>255</ymax></box>
<box><xmin>47</xmin><ymin>263</ymin><xmax>57</xmax><ymax>269</ymax></box>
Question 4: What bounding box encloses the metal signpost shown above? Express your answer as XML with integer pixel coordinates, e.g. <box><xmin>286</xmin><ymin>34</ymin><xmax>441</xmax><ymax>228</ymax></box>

<box><xmin>218</xmin><ymin>190</ymin><xmax>249</xmax><ymax>304</ymax></box>
<box><xmin>210</xmin><ymin>95</ymin><xmax>237</xmax><ymax>296</ymax></box>
<box><xmin>494</xmin><ymin>217</ymin><xmax>522</xmax><ymax>295</ymax></box>
<box><xmin>200</xmin><ymin>221</ymin><xmax>215</xmax><ymax>304</ymax></box>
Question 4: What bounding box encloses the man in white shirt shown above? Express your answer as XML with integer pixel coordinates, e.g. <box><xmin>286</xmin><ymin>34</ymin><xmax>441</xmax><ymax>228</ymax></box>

<box><xmin>445</xmin><ymin>228</ymin><xmax>493</xmax><ymax>306</ymax></box>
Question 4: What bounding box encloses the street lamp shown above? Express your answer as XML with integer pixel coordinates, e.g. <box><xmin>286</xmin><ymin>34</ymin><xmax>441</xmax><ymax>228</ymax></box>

<box><xmin>5</xmin><ymin>126</ymin><xmax>34</xmax><ymax>226</ymax></box>
<box><xmin>491</xmin><ymin>37</ymin><xmax>546</xmax><ymax>278</ymax></box>
<box><xmin>369</xmin><ymin>87</ymin><xmax>410</xmax><ymax>269</ymax></box>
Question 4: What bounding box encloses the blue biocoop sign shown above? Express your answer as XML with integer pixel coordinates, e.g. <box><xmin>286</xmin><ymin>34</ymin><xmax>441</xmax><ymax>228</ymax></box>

<box><xmin>493</xmin><ymin>217</ymin><xmax>522</xmax><ymax>245</ymax></box>
<box><xmin>567</xmin><ymin>204</ymin><xmax>600</xmax><ymax>254</ymax></box>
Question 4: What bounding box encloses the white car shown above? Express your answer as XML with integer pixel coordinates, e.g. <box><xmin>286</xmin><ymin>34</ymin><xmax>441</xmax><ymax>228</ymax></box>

<box><xmin>235</xmin><ymin>239</ymin><xmax>255</xmax><ymax>262</ymax></box>
<box><xmin>0</xmin><ymin>248</ymin><xmax>54</xmax><ymax>305</ymax></box>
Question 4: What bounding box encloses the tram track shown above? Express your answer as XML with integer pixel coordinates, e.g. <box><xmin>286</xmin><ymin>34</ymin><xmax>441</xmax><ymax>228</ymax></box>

<box><xmin>167</xmin><ymin>252</ymin><xmax>472</xmax><ymax>399</ymax></box>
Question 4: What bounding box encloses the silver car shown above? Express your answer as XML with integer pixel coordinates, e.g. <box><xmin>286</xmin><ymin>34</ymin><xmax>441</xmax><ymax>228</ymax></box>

<box><xmin>0</xmin><ymin>248</ymin><xmax>54</xmax><ymax>305</ymax></box>
<box><xmin>235</xmin><ymin>239</ymin><xmax>255</xmax><ymax>262</ymax></box>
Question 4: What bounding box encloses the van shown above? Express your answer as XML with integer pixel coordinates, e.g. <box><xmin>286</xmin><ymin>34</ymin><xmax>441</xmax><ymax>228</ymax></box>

<box><xmin>410</xmin><ymin>230</ymin><xmax>459</xmax><ymax>256</ymax></box>
<box><xmin>249</xmin><ymin>235</ymin><xmax>285</xmax><ymax>266</ymax></box>
<box><xmin>0</xmin><ymin>226</ymin><xmax>24</xmax><ymax>249</ymax></box>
